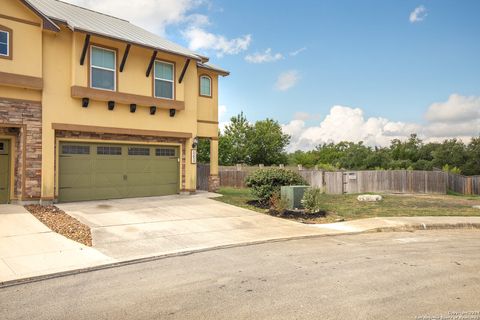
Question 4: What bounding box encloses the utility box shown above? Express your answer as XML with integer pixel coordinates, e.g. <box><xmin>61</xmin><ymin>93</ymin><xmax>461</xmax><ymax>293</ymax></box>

<box><xmin>281</xmin><ymin>185</ymin><xmax>310</xmax><ymax>210</ymax></box>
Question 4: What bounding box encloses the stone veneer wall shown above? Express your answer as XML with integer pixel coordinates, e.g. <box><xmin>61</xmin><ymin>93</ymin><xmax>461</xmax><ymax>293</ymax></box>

<box><xmin>0</xmin><ymin>98</ymin><xmax>42</xmax><ymax>200</ymax></box>
<box><xmin>54</xmin><ymin>130</ymin><xmax>188</xmax><ymax>193</ymax></box>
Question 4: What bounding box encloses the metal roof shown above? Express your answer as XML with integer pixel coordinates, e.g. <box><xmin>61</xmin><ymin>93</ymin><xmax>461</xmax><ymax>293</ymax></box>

<box><xmin>26</xmin><ymin>0</ymin><xmax>208</xmax><ymax>61</ymax></box>
<box><xmin>197</xmin><ymin>62</ymin><xmax>230</xmax><ymax>76</ymax></box>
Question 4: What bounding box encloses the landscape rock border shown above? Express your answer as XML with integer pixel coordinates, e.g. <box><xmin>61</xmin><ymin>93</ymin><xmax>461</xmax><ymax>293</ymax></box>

<box><xmin>24</xmin><ymin>205</ymin><xmax>92</xmax><ymax>246</ymax></box>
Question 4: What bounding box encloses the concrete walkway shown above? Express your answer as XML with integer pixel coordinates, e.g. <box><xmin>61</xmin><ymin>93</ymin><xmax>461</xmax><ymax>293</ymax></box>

<box><xmin>0</xmin><ymin>205</ymin><xmax>114</xmax><ymax>283</ymax></box>
<box><xmin>1</xmin><ymin>194</ymin><xmax>480</xmax><ymax>285</ymax></box>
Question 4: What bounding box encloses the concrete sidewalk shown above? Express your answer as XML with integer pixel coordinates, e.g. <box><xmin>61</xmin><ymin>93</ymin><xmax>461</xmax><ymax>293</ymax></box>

<box><xmin>0</xmin><ymin>205</ymin><xmax>115</xmax><ymax>283</ymax></box>
<box><xmin>312</xmin><ymin>216</ymin><xmax>480</xmax><ymax>233</ymax></box>
<box><xmin>1</xmin><ymin>198</ymin><xmax>480</xmax><ymax>285</ymax></box>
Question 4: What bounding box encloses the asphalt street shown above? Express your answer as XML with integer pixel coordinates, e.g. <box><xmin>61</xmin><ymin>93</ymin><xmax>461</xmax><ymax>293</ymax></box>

<box><xmin>1</xmin><ymin>230</ymin><xmax>480</xmax><ymax>320</ymax></box>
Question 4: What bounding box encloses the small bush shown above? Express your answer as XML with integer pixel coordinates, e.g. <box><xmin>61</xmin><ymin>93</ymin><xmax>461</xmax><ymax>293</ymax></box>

<box><xmin>301</xmin><ymin>188</ymin><xmax>324</xmax><ymax>214</ymax></box>
<box><xmin>442</xmin><ymin>164</ymin><xmax>462</xmax><ymax>174</ymax></box>
<box><xmin>269</xmin><ymin>191</ymin><xmax>288</xmax><ymax>214</ymax></box>
<box><xmin>245</xmin><ymin>168</ymin><xmax>307</xmax><ymax>203</ymax></box>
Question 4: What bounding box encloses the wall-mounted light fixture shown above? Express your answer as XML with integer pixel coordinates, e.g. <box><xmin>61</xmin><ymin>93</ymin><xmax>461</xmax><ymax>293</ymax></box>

<box><xmin>82</xmin><ymin>98</ymin><xmax>89</xmax><ymax>108</ymax></box>
<box><xmin>130</xmin><ymin>104</ymin><xmax>137</xmax><ymax>113</ymax></box>
<box><xmin>108</xmin><ymin>101</ymin><xmax>115</xmax><ymax>110</ymax></box>
<box><xmin>169</xmin><ymin>109</ymin><xmax>176</xmax><ymax>117</ymax></box>
<box><xmin>192</xmin><ymin>136</ymin><xmax>199</xmax><ymax>149</ymax></box>
<box><xmin>150</xmin><ymin>106</ymin><xmax>157</xmax><ymax>115</ymax></box>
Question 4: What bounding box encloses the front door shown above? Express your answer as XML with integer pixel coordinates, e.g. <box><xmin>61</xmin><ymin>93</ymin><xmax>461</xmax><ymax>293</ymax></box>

<box><xmin>0</xmin><ymin>140</ymin><xmax>10</xmax><ymax>204</ymax></box>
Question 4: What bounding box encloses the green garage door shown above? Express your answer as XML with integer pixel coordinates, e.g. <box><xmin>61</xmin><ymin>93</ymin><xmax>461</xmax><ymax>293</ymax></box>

<box><xmin>59</xmin><ymin>142</ymin><xmax>180</xmax><ymax>202</ymax></box>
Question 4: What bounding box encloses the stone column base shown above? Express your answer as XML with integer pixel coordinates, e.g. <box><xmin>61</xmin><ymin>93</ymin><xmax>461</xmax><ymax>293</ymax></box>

<box><xmin>208</xmin><ymin>175</ymin><xmax>220</xmax><ymax>192</ymax></box>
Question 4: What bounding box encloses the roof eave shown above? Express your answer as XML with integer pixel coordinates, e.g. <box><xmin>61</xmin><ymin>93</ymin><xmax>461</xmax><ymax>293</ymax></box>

<box><xmin>20</xmin><ymin>0</ymin><xmax>60</xmax><ymax>32</ymax></box>
<box><xmin>70</xmin><ymin>27</ymin><xmax>205</xmax><ymax>62</ymax></box>
<box><xmin>197</xmin><ymin>65</ymin><xmax>230</xmax><ymax>77</ymax></box>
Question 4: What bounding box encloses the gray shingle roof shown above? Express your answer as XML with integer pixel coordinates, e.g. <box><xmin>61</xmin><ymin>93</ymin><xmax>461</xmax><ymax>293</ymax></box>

<box><xmin>26</xmin><ymin>0</ymin><xmax>208</xmax><ymax>61</ymax></box>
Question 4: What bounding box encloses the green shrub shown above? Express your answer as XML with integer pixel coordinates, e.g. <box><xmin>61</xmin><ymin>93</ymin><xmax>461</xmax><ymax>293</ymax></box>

<box><xmin>442</xmin><ymin>164</ymin><xmax>462</xmax><ymax>174</ymax></box>
<box><xmin>245</xmin><ymin>168</ymin><xmax>307</xmax><ymax>203</ymax></box>
<box><xmin>301</xmin><ymin>188</ymin><xmax>324</xmax><ymax>214</ymax></box>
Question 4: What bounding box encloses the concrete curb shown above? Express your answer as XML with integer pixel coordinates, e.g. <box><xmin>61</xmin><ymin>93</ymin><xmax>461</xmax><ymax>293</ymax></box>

<box><xmin>1</xmin><ymin>222</ymin><xmax>479</xmax><ymax>289</ymax></box>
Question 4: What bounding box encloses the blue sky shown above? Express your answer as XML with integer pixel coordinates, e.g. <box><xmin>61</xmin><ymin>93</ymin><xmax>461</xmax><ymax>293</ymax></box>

<box><xmin>68</xmin><ymin>0</ymin><xmax>480</xmax><ymax>150</ymax></box>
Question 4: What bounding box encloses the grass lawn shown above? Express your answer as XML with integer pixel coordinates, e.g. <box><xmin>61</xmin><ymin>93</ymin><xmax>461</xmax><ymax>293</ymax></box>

<box><xmin>214</xmin><ymin>187</ymin><xmax>480</xmax><ymax>224</ymax></box>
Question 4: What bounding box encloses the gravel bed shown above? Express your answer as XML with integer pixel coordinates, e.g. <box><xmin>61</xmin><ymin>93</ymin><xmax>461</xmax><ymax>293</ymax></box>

<box><xmin>24</xmin><ymin>205</ymin><xmax>92</xmax><ymax>246</ymax></box>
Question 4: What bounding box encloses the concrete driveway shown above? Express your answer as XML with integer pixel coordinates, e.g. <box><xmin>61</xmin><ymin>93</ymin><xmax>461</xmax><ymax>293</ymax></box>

<box><xmin>57</xmin><ymin>193</ymin><xmax>324</xmax><ymax>260</ymax></box>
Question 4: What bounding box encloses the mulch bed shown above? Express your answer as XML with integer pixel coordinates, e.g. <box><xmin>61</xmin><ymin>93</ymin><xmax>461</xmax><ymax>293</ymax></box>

<box><xmin>247</xmin><ymin>200</ymin><xmax>329</xmax><ymax>224</ymax></box>
<box><xmin>24</xmin><ymin>205</ymin><xmax>92</xmax><ymax>247</ymax></box>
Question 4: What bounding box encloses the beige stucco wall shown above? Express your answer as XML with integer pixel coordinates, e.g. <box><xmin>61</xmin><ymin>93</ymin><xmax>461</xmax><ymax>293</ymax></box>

<box><xmin>1</xmin><ymin>0</ymin><xmax>223</xmax><ymax>199</ymax></box>
<box><xmin>0</xmin><ymin>1</ymin><xmax>42</xmax><ymax>78</ymax></box>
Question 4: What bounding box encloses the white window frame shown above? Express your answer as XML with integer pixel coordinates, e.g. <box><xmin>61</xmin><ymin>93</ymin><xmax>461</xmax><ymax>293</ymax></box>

<box><xmin>154</xmin><ymin>60</ymin><xmax>175</xmax><ymax>100</ymax></box>
<box><xmin>0</xmin><ymin>30</ymin><xmax>9</xmax><ymax>57</ymax></box>
<box><xmin>90</xmin><ymin>45</ymin><xmax>116</xmax><ymax>92</ymax></box>
<box><xmin>199</xmin><ymin>75</ymin><xmax>212</xmax><ymax>97</ymax></box>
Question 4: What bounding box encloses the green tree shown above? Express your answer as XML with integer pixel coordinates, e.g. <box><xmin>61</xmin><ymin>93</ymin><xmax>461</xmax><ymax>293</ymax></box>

<box><xmin>221</xmin><ymin>112</ymin><xmax>252</xmax><ymax>165</ymax></box>
<box><xmin>431</xmin><ymin>138</ymin><xmax>467</xmax><ymax>169</ymax></box>
<box><xmin>390</xmin><ymin>134</ymin><xmax>423</xmax><ymax>162</ymax></box>
<box><xmin>247</xmin><ymin>119</ymin><xmax>290</xmax><ymax>166</ymax></box>
<box><xmin>196</xmin><ymin>138</ymin><xmax>210</xmax><ymax>163</ymax></box>
<box><xmin>218</xmin><ymin>133</ymin><xmax>234</xmax><ymax>165</ymax></box>
<box><xmin>462</xmin><ymin>137</ymin><xmax>480</xmax><ymax>175</ymax></box>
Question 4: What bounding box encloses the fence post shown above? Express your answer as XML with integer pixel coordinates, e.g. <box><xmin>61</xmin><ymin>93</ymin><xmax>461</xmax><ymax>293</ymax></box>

<box><xmin>259</xmin><ymin>164</ymin><xmax>264</xmax><ymax>168</ymax></box>
<box><xmin>297</xmin><ymin>164</ymin><xmax>303</xmax><ymax>171</ymax></box>
<box><xmin>279</xmin><ymin>164</ymin><xmax>284</xmax><ymax>168</ymax></box>
<box><xmin>236</xmin><ymin>164</ymin><xmax>242</xmax><ymax>171</ymax></box>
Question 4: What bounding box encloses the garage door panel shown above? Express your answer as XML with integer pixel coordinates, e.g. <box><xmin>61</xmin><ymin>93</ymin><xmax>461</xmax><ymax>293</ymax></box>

<box><xmin>59</xmin><ymin>157</ymin><xmax>92</xmax><ymax>174</ymax></box>
<box><xmin>151</xmin><ymin>184</ymin><xmax>178</xmax><ymax>196</ymax></box>
<box><xmin>59</xmin><ymin>158</ymin><xmax>93</xmax><ymax>189</ymax></box>
<box><xmin>59</xmin><ymin>188</ymin><xmax>95</xmax><ymax>202</ymax></box>
<box><xmin>126</xmin><ymin>159</ymin><xmax>152</xmax><ymax>173</ymax></box>
<box><xmin>93</xmin><ymin>186</ymin><xmax>124</xmax><ymax>200</ymax></box>
<box><xmin>152</xmin><ymin>173</ymin><xmax>178</xmax><ymax>185</ymax></box>
<box><xmin>95</xmin><ymin>158</ymin><xmax>124</xmax><ymax>173</ymax></box>
<box><xmin>59</xmin><ymin>143</ymin><xmax>180</xmax><ymax>202</ymax></box>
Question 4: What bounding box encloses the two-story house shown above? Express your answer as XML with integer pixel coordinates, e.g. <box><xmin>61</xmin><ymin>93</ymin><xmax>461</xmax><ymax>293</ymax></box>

<box><xmin>0</xmin><ymin>0</ymin><xmax>228</xmax><ymax>203</ymax></box>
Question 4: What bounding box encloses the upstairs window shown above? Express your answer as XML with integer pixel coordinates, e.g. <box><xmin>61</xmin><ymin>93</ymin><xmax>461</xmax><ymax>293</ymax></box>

<box><xmin>199</xmin><ymin>75</ymin><xmax>212</xmax><ymax>97</ymax></box>
<box><xmin>90</xmin><ymin>46</ymin><xmax>116</xmax><ymax>91</ymax></box>
<box><xmin>0</xmin><ymin>27</ymin><xmax>11</xmax><ymax>59</ymax></box>
<box><xmin>154</xmin><ymin>61</ymin><xmax>174</xmax><ymax>100</ymax></box>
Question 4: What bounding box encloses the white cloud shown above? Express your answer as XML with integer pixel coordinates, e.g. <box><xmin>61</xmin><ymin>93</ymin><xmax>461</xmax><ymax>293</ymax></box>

<box><xmin>63</xmin><ymin>0</ymin><xmax>206</xmax><ymax>35</ymax></box>
<box><xmin>293</xmin><ymin>112</ymin><xmax>321</xmax><ymax>121</ymax></box>
<box><xmin>64</xmin><ymin>0</ymin><xmax>249</xmax><ymax>58</ymax></box>
<box><xmin>290</xmin><ymin>47</ymin><xmax>307</xmax><ymax>56</ymax></box>
<box><xmin>182</xmin><ymin>27</ymin><xmax>251</xmax><ymax>57</ymax></box>
<box><xmin>219</xmin><ymin>104</ymin><xmax>227</xmax><ymax>120</ymax></box>
<box><xmin>245</xmin><ymin>48</ymin><xmax>283</xmax><ymax>63</ymax></box>
<box><xmin>409</xmin><ymin>5</ymin><xmax>427</xmax><ymax>23</ymax></box>
<box><xmin>282</xmin><ymin>94</ymin><xmax>480</xmax><ymax>151</ymax></box>
<box><xmin>275</xmin><ymin>70</ymin><xmax>300</xmax><ymax>91</ymax></box>
<box><xmin>218</xmin><ymin>105</ymin><xmax>229</xmax><ymax>132</ymax></box>
<box><xmin>425</xmin><ymin>94</ymin><xmax>480</xmax><ymax>123</ymax></box>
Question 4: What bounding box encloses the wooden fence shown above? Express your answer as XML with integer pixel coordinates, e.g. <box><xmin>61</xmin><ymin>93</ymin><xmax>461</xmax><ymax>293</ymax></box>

<box><xmin>295</xmin><ymin>169</ymin><xmax>446</xmax><ymax>194</ymax></box>
<box><xmin>196</xmin><ymin>164</ymin><xmax>210</xmax><ymax>191</ymax></box>
<box><xmin>447</xmin><ymin>173</ymin><xmax>480</xmax><ymax>195</ymax></box>
<box><xmin>197</xmin><ymin>165</ymin><xmax>480</xmax><ymax>195</ymax></box>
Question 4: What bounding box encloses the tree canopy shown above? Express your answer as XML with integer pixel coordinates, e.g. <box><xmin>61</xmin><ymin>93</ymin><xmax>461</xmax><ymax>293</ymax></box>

<box><xmin>288</xmin><ymin>134</ymin><xmax>480</xmax><ymax>175</ymax></box>
<box><xmin>197</xmin><ymin>113</ymin><xmax>480</xmax><ymax>175</ymax></box>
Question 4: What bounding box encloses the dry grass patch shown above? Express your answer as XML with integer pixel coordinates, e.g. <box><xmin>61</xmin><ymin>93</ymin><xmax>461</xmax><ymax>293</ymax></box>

<box><xmin>24</xmin><ymin>205</ymin><xmax>92</xmax><ymax>246</ymax></box>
